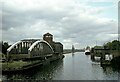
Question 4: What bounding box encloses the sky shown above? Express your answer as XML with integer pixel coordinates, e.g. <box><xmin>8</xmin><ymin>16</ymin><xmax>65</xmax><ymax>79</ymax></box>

<box><xmin>1</xmin><ymin>0</ymin><xmax>119</xmax><ymax>49</ymax></box>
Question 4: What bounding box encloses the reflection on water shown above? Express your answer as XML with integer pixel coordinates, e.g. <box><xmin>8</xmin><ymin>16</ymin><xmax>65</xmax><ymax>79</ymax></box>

<box><xmin>2</xmin><ymin>52</ymin><xmax>120</xmax><ymax>80</ymax></box>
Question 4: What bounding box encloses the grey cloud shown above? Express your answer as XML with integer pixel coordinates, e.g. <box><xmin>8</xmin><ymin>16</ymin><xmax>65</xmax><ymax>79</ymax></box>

<box><xmin>2</xmin><ymin>0</ymin><xmax>118</xmax><ymax>48</ymax></box>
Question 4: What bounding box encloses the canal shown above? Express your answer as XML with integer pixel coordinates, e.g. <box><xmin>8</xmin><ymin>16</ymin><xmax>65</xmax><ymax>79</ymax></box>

<box><xmin>2</xmin><ymin>52</ymin><xmax>120</xmax><ymax>80</ymax></box>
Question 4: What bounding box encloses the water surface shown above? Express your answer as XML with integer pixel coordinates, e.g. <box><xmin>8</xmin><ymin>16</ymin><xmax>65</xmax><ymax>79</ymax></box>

<box><xmin>2</xmin><ymin>52</ymin><xmax>120</xmax><ymax>80</ymax></box>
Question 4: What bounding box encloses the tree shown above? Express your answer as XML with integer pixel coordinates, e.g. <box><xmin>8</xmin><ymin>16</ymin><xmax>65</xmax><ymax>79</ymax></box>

<box><xmin>103</xmin><ymin>40</ymin><xmax>120</xmax><ymax>50</ymax></box>
<box><xmin>1</xmin><ymin>41</ymin><xmax>10</xmax><ymax>54</ymax></box>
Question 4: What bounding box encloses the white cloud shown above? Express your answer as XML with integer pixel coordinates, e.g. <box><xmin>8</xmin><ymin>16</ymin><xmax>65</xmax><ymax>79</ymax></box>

<box><xmin>1</xmin><ymin>0</ymin><xmax>118</xmax><ymax>49</ymax></box>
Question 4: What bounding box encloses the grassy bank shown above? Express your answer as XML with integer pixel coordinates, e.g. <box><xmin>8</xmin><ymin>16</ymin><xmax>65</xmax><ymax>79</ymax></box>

<box><xmin>2</xmin><ymin>60</ymin><xmax>42</xmax><ymax>71</ymax></box>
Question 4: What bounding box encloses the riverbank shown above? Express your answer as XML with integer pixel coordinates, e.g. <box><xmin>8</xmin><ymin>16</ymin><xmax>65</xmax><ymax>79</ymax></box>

<box><xmin>2</xmin><ymin>54</ymin><xmax>64</xmax><ymax>73</ymax></box>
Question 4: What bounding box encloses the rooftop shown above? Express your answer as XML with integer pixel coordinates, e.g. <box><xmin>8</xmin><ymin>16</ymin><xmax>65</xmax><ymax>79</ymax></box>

<box><xmin>43</xmin><ymin>33</ymin><xmax>53</xmax><ymax>36</ymax></box>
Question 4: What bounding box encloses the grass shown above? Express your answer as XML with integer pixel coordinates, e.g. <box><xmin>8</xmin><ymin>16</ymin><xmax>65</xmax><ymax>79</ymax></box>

<box><xmin>2</xmin><ymin>60</ymin><xmax>42</xmax><ymax>70</ymax></box>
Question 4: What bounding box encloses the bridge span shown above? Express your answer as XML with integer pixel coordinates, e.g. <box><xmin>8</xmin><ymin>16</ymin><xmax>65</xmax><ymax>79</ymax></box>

<box><xmin>7</xmin><ymin>33</ymin><xmax>63</xmax><ymax>61</ymax></box>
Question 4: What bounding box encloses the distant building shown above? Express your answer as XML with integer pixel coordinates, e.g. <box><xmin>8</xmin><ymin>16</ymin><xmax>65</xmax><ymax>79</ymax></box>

<box><xmin>72</xmin><ymin>45</ymin><xmax>75</xmax><ymax>53</ymax></box>
<box><xmin>43</xmin><ymin>33</ymin><xmax>53</xmax><ymax>43</ymax></box>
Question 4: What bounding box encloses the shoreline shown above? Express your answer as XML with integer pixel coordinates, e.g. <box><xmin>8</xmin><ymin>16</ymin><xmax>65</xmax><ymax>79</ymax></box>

<box><xmin>2</xmin><ymin>55</ymin><xmax>64</xmax><ymax>73</ymax></box>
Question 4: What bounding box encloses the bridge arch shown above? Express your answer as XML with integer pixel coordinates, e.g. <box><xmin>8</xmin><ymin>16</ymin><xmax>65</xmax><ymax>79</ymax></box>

<box><xmin>28</xmin><ymin>40</ymin><xmax>54</xmax><ymax>58</ymax></box>
<box><xmin>7</xmin><ymin>41</ymin><xmax>22</xmax><ymax>54</ymax></box>
<box><xmin>7</xmin><ymin>39</ymin><xmax>36</xmax><ymax>55</ymax></box>
<box><xmin>7</xmin><ymin>39</ymin><xmax>54</xmax><ymax>60</ymax></box>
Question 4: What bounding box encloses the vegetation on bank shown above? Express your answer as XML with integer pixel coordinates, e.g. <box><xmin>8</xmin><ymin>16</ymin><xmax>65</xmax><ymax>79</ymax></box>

<box><xmin>2</xmin><ymin>60</ymin><xmax>43</xmax><ymax>71</ymax></box>
<box><xmin>0</xmin><ymin>41</ymin><xmax>11</xmax><ymax>55</ymax></box>
<box><xmin>93</xmin><ymin>40</ymin><xmax>120</xmax><ymax>50</ymax></box>
<box><xmin>103</xmin><ymin>40</ymin><xmax>120</xmax><ymax>50</ymax></box>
